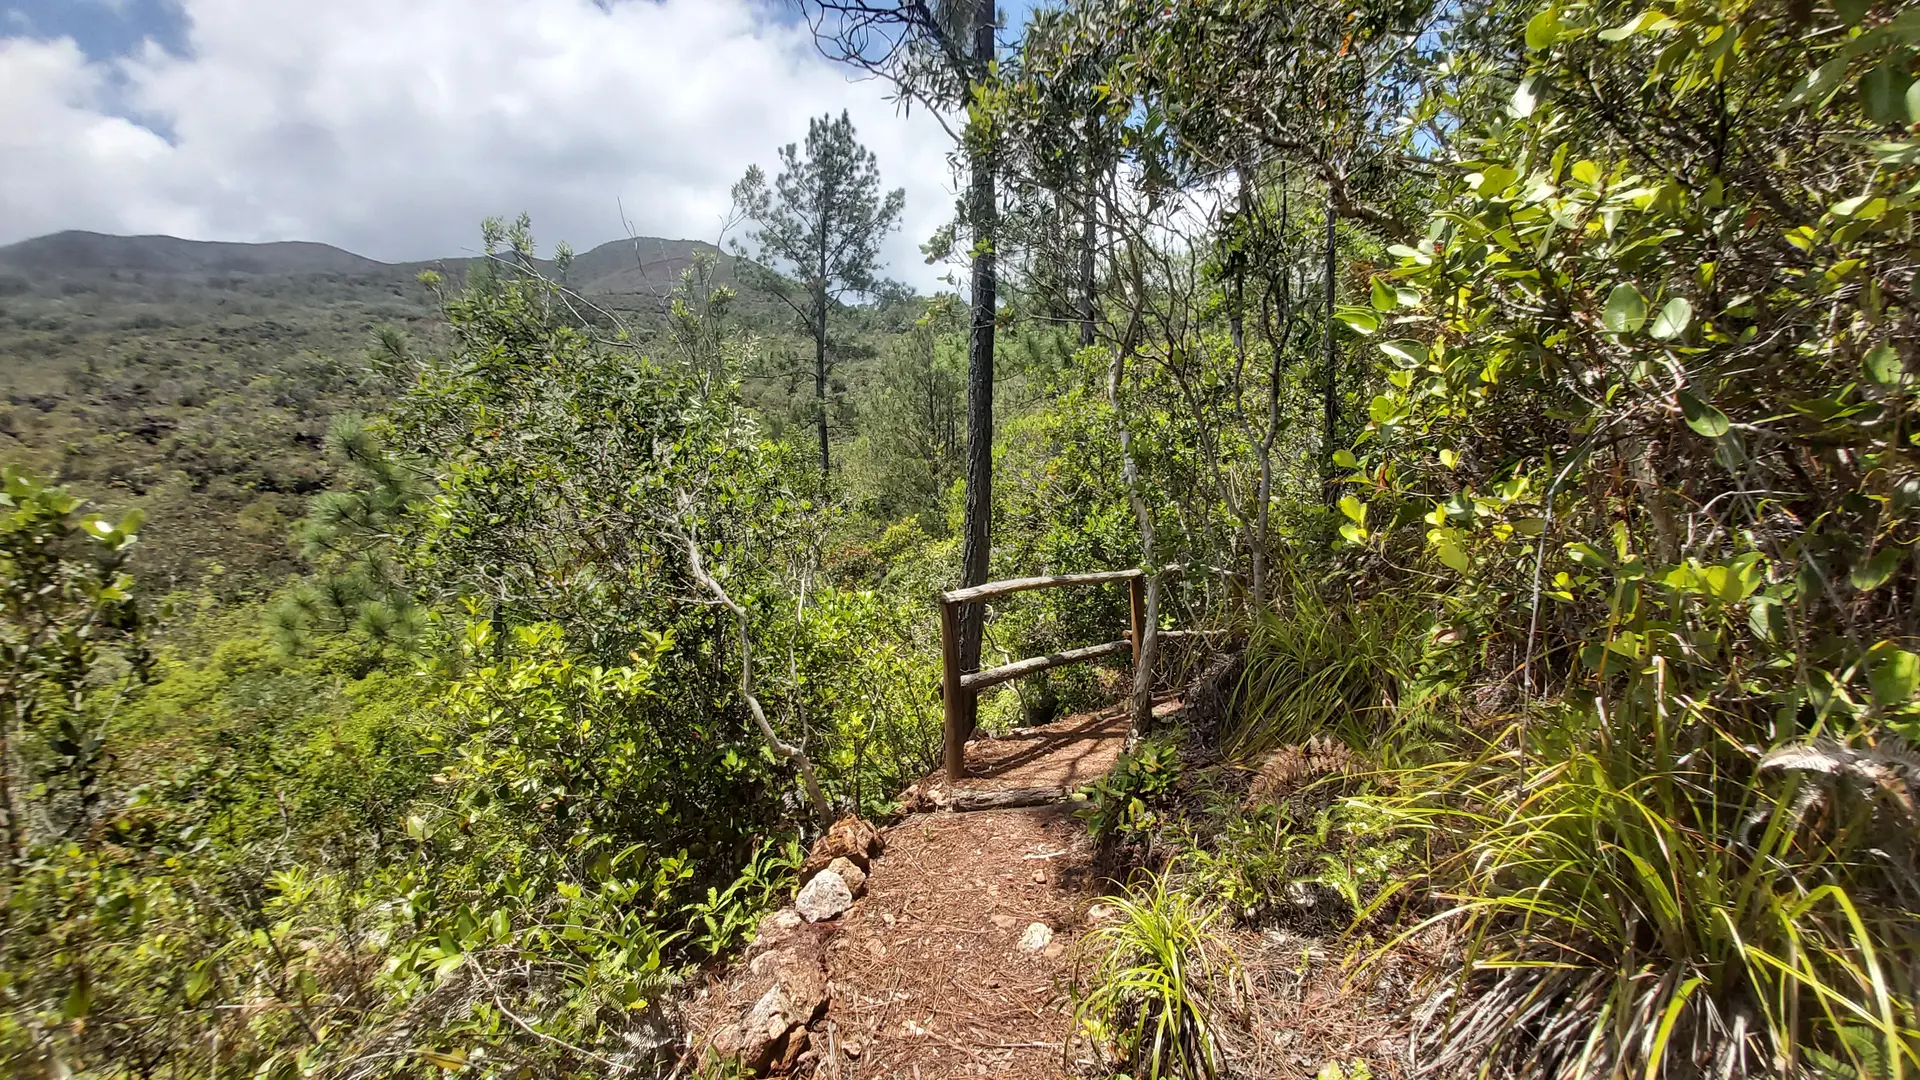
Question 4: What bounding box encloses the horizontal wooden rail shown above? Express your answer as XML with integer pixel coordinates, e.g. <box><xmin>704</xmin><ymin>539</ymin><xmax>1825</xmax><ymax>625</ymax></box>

<box><xmin>1154</xmin><ymin>629</ymin><xmax>1225</xmax><ymax>641</ymax></box>
<box><xmin>941</xmin><ymin>568</ymin><xmax>1156</xmax><ymax>781</ymax></box>
<box><xmin>942</xmin><ymin>568</ymin><xmax>1142</xmax><ymax>606</ymax></box>
<box><xmin>960</xmin><ymin>638</ymin><xmax>1132</xmax><ymax>693</ymax></box>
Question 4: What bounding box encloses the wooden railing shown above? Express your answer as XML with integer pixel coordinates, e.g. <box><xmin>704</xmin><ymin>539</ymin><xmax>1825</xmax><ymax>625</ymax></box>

<box><xmin>938</xmin><ymin>569</ymin><xmax>1147</xmax><ymax>781</ymax></box>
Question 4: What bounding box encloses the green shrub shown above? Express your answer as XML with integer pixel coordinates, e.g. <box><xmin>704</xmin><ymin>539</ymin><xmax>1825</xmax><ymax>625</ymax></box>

<box><xmin>1077</xmin><ymin>735</ymin><xmax>1183</xmax><ymax>849</ymax></box>
<box><xmin>1224</xmin><ymin>573</ymin><xmax>1430</xmax><ymax>760</ymax></box>
<box><xmin>1181</xmin><ymin>796</ymin><xmax>1413</xmax><ymax>927</ymax></box>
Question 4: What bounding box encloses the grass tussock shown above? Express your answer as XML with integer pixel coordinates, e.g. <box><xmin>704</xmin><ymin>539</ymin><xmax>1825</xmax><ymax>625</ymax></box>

<box><xmin>1360</xmin><ymin>690</ymin><xmax>1920</xmax><ymax>1079</ymax></box>
<box><xmin>1071</xmin><ymin>874</ymin><xmax>1245</xmax><ymax>1080</ymax></box>
<box><xmin>1223</xmin><ymin>576</ymin><xmax>1430</xmax><ymax>761</ymax></box>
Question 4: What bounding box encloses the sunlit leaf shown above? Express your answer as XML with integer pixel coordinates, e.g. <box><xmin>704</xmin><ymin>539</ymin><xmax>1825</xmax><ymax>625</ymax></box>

<box><xmin>1335</xmin><ymin>307</ymin><xmax>1381</xmax><ymax>334</ymax></box>
<box><xmin>1649</xmin><ymin>297</ymin><xmax>1692</xmax><ymax>340</ymax></box>
<box><xmin>1863</xmin><ymin>345</ymin><xmax>1905</xmax><ymax>386</ymax></box>
<box><xmin>1371</xmin><ymin>276</ymin><xmax>1397</xmax><ymax>311</ymax></box>
<box><xmin>1870</xmin><ymin>647</ymin><xmax>1919</xmax><ymax>707</ymax></box>
<box><xmin>1379</xmin><ymin>339</ymin><xmax>1428</xmax><ymax>368</ymax></box>
<box><xmin>1852</xmin><ymin>547</ymin><xmax>1902</xmax><ymax>592</ymax></box>
<box><xmin>1678</xmin><ymin>391</ymin><xmax>1731</xmax><ymax>437</ymax></box>
<box><xmin>1525</xmin><ymin>8</ymin><xmax>1560</xmax><ymax>49</ymax></box>
<box><xmin>1603</xmin><ymin>284</ymin><xmax>1648</xmax><ymax>334</ymax></box>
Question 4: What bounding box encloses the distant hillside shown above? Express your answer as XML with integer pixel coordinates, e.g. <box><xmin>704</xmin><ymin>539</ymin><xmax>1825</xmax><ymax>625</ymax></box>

<box><xmin>0</xmin><ymin>231</ymin><xmax>740</xmax><ymax>297</ymax></box>
<box><xmin>0</xmin><ymin>231</ymin><xmax>384</xmax><ymax>277</ymax></box>
<box><xmin>0</xmin><ymin>230</ymin><xmax>764</xmax><ymax>596</ymax></box>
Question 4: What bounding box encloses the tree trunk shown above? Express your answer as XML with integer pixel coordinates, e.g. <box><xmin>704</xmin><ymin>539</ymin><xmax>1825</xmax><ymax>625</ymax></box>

<box><xmin>1112</xmin><ymin>233</ymin><xmax>1158</xmax><ymax>743</ymax></box>
<box><xmin>815</xmin><ymin>282</ymin><xmax>831</xmax><ymax>476</ymax></box>
<box><xmin>1321</xmin><ymin>196</ymin><xmax>1339</xmax><ymax>502</ymax></box>
<box><xmin>1230</xmin><ymin>171</ymin><xmax>1261</xmax><ymax>610</ymax></box>
<box><xmin>1</xmin><ymin>706</ymin><xmax>18</xmax><ymax>890</ymax></box>
<box><xmin>1111</xmin><ymin>351</ymin><xmax>1160</xmax><ymax>743</ymax></box>
<box><xmin>1078</xmin><ymin>144</ymin><xmax>1098</xmax><ymax>349</ymax></box>
<box><xmin>957</xmin><ymin>0</ymin><xmax>998</xmax><ymax>740</ymax></box>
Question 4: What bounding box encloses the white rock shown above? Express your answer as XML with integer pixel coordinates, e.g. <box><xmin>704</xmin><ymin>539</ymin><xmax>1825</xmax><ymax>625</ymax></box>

<box><xmin>741</xmin><ymin>984</ymin><xmax>794</xmax><ymax>1044</ymax></box>
<box><xmin>1017</xmin><ymin>922</ymin><xmax>1054</xmax><ymax>952</ymax></box>
<box><xmin>795</xmin><ymin>869</ymin><xmax>854</xmax><ymax>922</ymax></box>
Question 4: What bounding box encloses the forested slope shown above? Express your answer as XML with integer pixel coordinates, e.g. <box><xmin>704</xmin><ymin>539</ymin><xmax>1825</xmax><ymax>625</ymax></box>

<box><xmin>0</xmin><ymin>229</ymin><xmax>846</xmax><ymax>591</ymax></box>
<box><xmin>4</xmin><ymin>0</ymin><xmax>1919</xmax><ymax>1077</ymax></box>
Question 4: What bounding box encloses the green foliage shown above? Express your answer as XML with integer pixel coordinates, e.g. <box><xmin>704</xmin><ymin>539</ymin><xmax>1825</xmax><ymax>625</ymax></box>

<box><xmin>1363</xmin><ymin>696</ymin><xmax>1920</xmax><ymax>1076</ymax></box>
<box><xmin>782</xmin><ymin>586</ymin><xmax>945</xmax><ymax>816</ymax></box>
<box><xmin>416</xmin><ymin>617</ymin><xmax>756</xmax><ymax>899</ymax></box>
<box><xmin>683</xmin><ymin>836</ymin><xmax>804</xmax><ymax>959</ymax></box>
<box><xmin>1071</xmin><ymin>873</ymin><xmax>1241</xmax><ymax>1080</ymax></box>
<box><xmin>271</xmin><ymin>414</ymin><xmax>425</xmax><ymax>655</ymax></box>
<box><xmin>841</xmin><ymin>304</ymin><xmax>966</xmax><ymax>523</ymax></box>
<box><xmin>1</xmin><ymin>616</ymin><xmax>434</xmax><ymax>1080</ymax></box>
<box><xmin>1224</xmin><ymin>573</ymin><xmax>1432</xmax><ymax>759</ymax></box>
<box><xmin>0</xmin><ymin>216</ymin><xmax>968</xmax><ymax>1076</ymax></box>
<box><xmin>1</xmin><ymin>467</ymin><xmax>147</xmax><ymax>857</ymax></box>
<box><xmin>1179</xmin><ymin>797</ymin><xmax>1412</xmax><ymax>927</ymax></box>
<box><xmin>1077</xmin><ymin>736</ymin><xmax>1182</xmax><ymax>847</ymax></box>
<box><xmin>1300</xmin><ymin>0</ymin><xmax>1920</xmax><ymax>1069</ymax></box>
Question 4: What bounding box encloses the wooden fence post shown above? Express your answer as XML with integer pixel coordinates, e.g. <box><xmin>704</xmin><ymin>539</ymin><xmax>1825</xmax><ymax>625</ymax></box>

<box><xmin>941</xmin><ymin>597</ymin><xmax>967</xmax><ymax>781</ymax></box>
<box><xmin>940</xmin><ymin>569</ymin><xmax>1153</xmax><ymax>782</ymax></box>
<box><xmin>1128</xmin><ymin>573</ymin><xmax>1146</xmax><ymax>669</ymax></box>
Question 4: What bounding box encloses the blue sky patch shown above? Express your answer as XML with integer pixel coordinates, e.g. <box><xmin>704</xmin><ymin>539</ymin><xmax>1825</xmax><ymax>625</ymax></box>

<box><xmin>2</xmin><ymin>0</ymin><xmax>188</xmax><ymax>60</ymax></box>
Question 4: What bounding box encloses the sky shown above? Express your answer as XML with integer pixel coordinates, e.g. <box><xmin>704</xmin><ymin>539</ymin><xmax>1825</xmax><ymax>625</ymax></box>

<box><xmin>0</xmin><ymin>0</ymin><xmax>1047</xmax><ymax>292</ymax></box>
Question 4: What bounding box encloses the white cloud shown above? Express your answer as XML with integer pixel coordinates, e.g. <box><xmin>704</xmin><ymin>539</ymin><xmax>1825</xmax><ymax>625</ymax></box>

<box><xmin>0</xmin><ymin>0</ymin><xmax>961</xmax><ymax>290</ymax></box>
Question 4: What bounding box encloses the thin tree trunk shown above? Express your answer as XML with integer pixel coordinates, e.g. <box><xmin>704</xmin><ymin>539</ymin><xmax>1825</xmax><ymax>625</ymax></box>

<box><xmin>956</xmin><ymin>0</ymin><xmax>998</xmax><ymax>740</ymax></box>
<box><xmin>1321</xmin><ymin>195</ymin><xmax>1339</xmax><ymax>501</ymax></box>
<box><xmin>1251</xmin><ymin>165</ymin><xmax>1292</xmax><ymax>615</ymax></box>
<box><xmin>0</xmin><ymin>706</ymin><xmax>18</xmax><ymax>889</ymax></box>
<box><xmin>678</xmin><ymin>518</ymin><xmax>832</xmax><ymax>829</ymax></box>
<box><xmin>815</xmin><ymin>283</ymin><xmax>831</xmax><ymax>476</ymax></box>
<box><xmin>1113</xmin><ymin>226</ymin><xmax>1159</xmax><ymax>742</ymax></box>
<box><xmin>1078</xmin><ymin>129</ymin><xmax>1098</xmax><ymax>348</ymax></box>
<box><xmin>1110</xmin><ymin>345</ymin><xmax>1160</xmax><ymax>742</ymax></box>
<box><xmin>1230</xmin><ymin>172</ymin><xmax>1263</xmax><ymax>610</ymax></box>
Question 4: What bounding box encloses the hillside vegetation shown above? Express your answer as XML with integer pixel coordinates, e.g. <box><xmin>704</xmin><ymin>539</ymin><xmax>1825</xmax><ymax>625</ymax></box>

<box><xmin>4</xmin><ymin>0</ymin><xmax>1919</xmax><ymax>1078</ymax></box>
<box><xmin>0</xmin><ymin>229</ymin><xmax>863</xmax><ymax>591</ymax></box>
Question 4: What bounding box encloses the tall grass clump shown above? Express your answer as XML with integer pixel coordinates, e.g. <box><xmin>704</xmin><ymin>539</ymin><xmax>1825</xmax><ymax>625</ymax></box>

<box><xmin>1071</xmin><ymin>874</ymin><xmax>1244</xmax><ymax>1079</ymax></box>
<box><xmin>1364</xmin><ymin>676</ymin><xmax>1920</xmax><ymax>1079</ymax></box>
<box><xmin>1224</xmin><ymin>572</ymin><xmax>1430</xmax><ymax>760</ymax></box>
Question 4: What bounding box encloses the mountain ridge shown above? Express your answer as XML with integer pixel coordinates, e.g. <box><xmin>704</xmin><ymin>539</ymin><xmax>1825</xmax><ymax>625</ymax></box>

<box><xmin>0</xmin><ymin>230</ymin><xmax>738</xmax><ymax>294</ymax></box>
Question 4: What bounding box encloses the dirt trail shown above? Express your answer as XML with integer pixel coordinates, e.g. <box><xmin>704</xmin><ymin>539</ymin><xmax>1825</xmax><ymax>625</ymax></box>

<box><xmin>697</xmin><ymin>700</ymin><xmax>1178</xmax><ymax>1080</ymax></box>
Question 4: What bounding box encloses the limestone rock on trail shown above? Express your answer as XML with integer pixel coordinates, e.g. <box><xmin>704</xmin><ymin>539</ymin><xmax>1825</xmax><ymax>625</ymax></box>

<box><xmin>794</xmin><ymin>869</ymin><xmax>853</xmax><ymax>922</ymax></box>
<box><xmin>706</xmin><ymin>912</ymin><xmax>830</xmax><ymax>1074</ymax></box>
<box><xmin>825</xmin><ymin>855</ymin><xmax>867</xmax><ymax>897</ymax></box>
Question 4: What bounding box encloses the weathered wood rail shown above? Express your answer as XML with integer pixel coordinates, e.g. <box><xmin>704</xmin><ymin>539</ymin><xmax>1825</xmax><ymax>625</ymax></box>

<box><xmin>939</xmin><ymin>568</ymin><xmax>1147</xmax><ymax>781</ymax></box>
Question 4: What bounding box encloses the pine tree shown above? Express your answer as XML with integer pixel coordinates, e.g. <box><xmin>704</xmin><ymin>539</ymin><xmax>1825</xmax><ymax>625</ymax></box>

<box><xmin>732</xmin><ymin>112</ymin><xmax>905</xmax><ymax>477</ymax></box>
